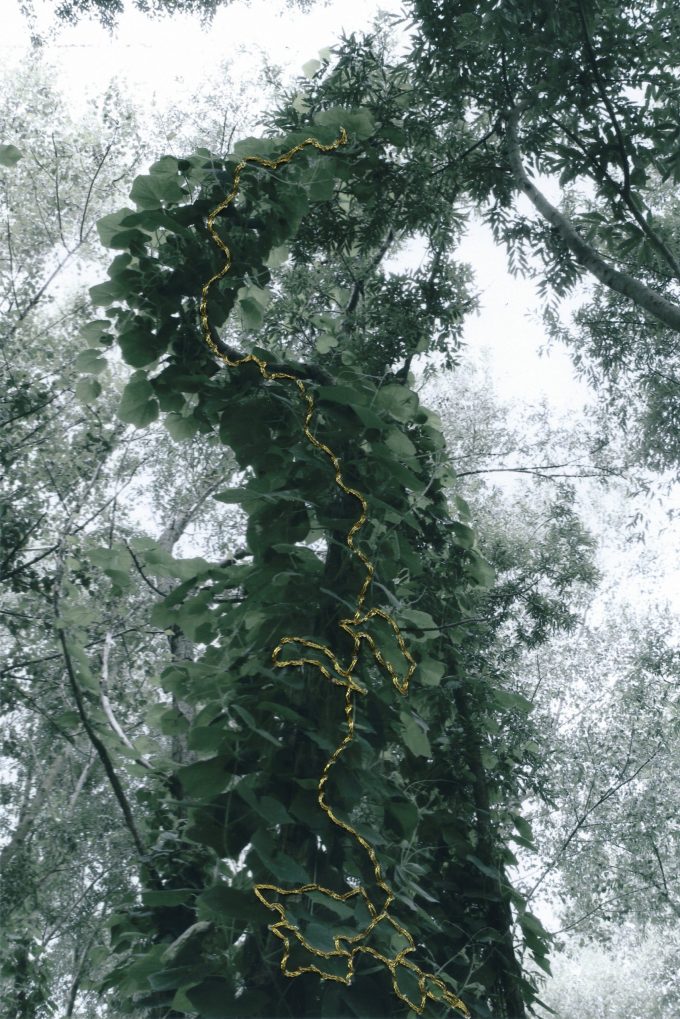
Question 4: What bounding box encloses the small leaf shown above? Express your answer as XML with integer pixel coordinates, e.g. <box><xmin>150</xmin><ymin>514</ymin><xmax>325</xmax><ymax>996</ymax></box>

<box><xmin>89</xmin><ymin>280</ymin><xmax>127</xmax><ymax>306</ymax></box>
<box><xmin>142</xmin><ymin>888</ymin><xmax>195</xmax><ymax>907</ymax></box>
<box><xmin>450</xmin><ymin>521</ymin><xmax>475</xmax><ymax>549</ymax></box>
<box><xmin>165</xmin><ymin>413</ymin><xmax>199</xmax><ymax>441</ymax></box>
<box><xmin>75</xmin><ymin>348</ymin><xmax>107</xmax><ymax>374</ymax></box>
<box><xmin>96</xmin><ymin>207</ymin><xmax>140</xmax><ymax>248</ymax></box>
<box><xmin>196</xmin><ymin>885</ymin><xmax>265</xmax><ymax>925</ymax></box>
<box><xmin>0</xmin><ymin>144</ymin><xmax>22</xmax><ymax>167</ymax></box>
<box><xmin>265</xmin><ymin>243</ymin><xmax>289</xmax><ymax>268</ymax></box>
<box><xmin>118</xmin><ymin>326</ymin><xmax>166</xmax><ymax>368</ymax></box>
<box><xmin>385</xmin><ymin>428</ymin><xmax>417</xmax><ymax>458</ymax></box>
<box><xmin>117</xmin><ymin>371</ymin><xmax>159</xmax><ymax>428</ymax></box>
<box><xmin>315</xmin><ymin>334</ymin><xmax>338</xmax><ymax>354</ymax></box>
<box><xmin>79</xmin><ymin>319</ymin><xmax>113</xmax><ymax>344</ymax></box>
<box><xmin>418</xmin><ymin>658</ymin><xmax>445</xmax><ymax>687</ymax></box>
<box><xmin>375</xmin><ymin>384</ymin><xmax>420</xmax><ymax>422</ymax></box>
<box><xmin>130</xmin><ymin>173</ymin><xmax>185</xmax><ymax>210</ymax></box>
<box><xmin>400</xmin><ymin>713</ymin><xmax>431</xmax><ymax>758</ymax></box>
<box><xmin>302</xmin><ymin>58</ymin><xmax>322</xmax><ymax>77</ymax></box>
<box><xmin>75</xmin><ymin>377</ymin><xmax>101</xmax><ymax>404</ymax></box>
<box><xmin>238</xmin><ymin>296</ymin><xmax>264</xmax><ymax>331</ymax></box>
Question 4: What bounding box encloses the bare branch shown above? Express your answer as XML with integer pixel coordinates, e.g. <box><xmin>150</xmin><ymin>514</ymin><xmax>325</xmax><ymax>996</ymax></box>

<box><xmin>99</xmin><ymin>630</ymin><xmax>154</xmax><ymax>771</ymax></box>
<box><xmin>79</xmin><ymin>141</ymin><xmax>113</xmax><ymax>243</ymax></box>
<box><xmin>52</xmin><ymin>133</ymin><xmax>67</xmax><ymax>248</ymax></box>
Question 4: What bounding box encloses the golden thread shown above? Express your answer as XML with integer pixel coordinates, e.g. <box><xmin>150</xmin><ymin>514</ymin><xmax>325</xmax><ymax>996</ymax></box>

<box><xmin>199</xmin><ymin>129</ymin><xmax>470</xmax><ymax>1017</ymax></box>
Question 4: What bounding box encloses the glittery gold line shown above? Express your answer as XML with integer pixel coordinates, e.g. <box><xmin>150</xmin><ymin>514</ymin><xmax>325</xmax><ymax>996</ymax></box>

<box><xmin>199</xmin><ymin>128</ymin><xmax>469</xmax><ymax>1017</ymax></box>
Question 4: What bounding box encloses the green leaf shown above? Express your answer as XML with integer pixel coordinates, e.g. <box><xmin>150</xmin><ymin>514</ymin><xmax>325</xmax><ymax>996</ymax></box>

<box><xmin>400</xmin><ymin>608</ymin><xmax>438</xmax><ymax>634</ymax></box>
<box><xmin>466</xmin><ymin>550</ymin><xmax>495</xmax><ymax>587</ymax></box>
<box><xmin>386</xmin><ymin>798</ymin><xmax>419</xmax><ymax>837</ymax></box>
<box><xmin>232</xmin><ymin>136</ymin><xmax>280</xmax><ymax>158</ymax></box>
<box><xmin>89</xmin><ymin>280</ymin><xmax>128</xmax><ymax>306</ymax></box>
<box><xmin>130</xmin><ymin>173</ymin><xmax>185</xmax><ymax>210</ymax></box>
<box><xmin>302</xmin><ymin>58</ymin><xmax>322</xmax><ymax>77</ymax></box>
<box><xmin>237</xmin><ymin>296</ymin><xmax>264</xmax><ymax>331</ymax></box>
<box><xmin>117</xmin><ymin>371</ymin><xmax>159</xmax><ymax>428</ymax></box>
<box><xmin>418</xmin><ymin>658</ymin><xmax>445</xmax><ymax>687</ymax></box>
<box><xmin>79</xmin><ymin>319</ymin><xmax>113</xmax><ymax>344</ymax></box>
<box><xmin>375</xmin><ymin>384</ymin><xmax>420</xmax><ymax>422</ymax></box>
<box><xmin>196</xmin><ymin>885</ymin><xmax>265</xmax><ymax>925</ymax></box>
<box><xmin>511</xmin><ymin>813</ymin><xmax>535</xmax><ymax>846</ymax></box>
<box><xmin>315</xmin><ymin>333</ymin><xmax>338</xmax><ymax>354</ymax></box>
<box><xmin>314</xmin><ymin>107</ymin><xmax>375</xmax><ymax>141</ymax></box>
<box><xmin>187</xmin><ymin>982</ymin><xmax>267</xmax><ymax>1018</ymax></box>
<box><xmin>212</xmin><ymin>488</ymin><xmax>250</xmax><ymax>505</ymax></box>
<box><xmin>75</xmin><ymin>348</ymin><xmax>107</xmax><ymax>374</ymax></box>
<box><xmin>164</xmin><ymin>413</ymin><xmax>199</xmax><ymax>441</ymax></box>
<box><xmin>450</xmin><ymin>521</ymin><xmax>475</xmax><ymax>549</ymax></box>
<box><xmin>384</xmin><ymin>428</ymin><xmax>417</xmax><ymax>458</ymax></box>
<box><xmin>0</xmin><ymin>144</ymin><xmax>22</xmax><ymax>167</ymax></box>
<box><xmin>118</xmin><ymin>326</ymin><xmax>167</xmax><ymax>368</ymax></box>
<box><xmin>494</xmin><ymin>689</ymin><xmax>533</xmax><ymax>714</ymax></box>
<box><xmin>400</xmin><ymin>713</ymin><xmax>431</xmax><ymax>757</ymax></box>
<box><xmin>142</xmin><ymin>888</ymin><xmax>195</xmax><ymax>907</ymax></box>
<box><xmin>176</xmin><ymin>757</ymin><xmax>233</xmax><ymax>798</ymax></box>
<box><xmin>466</xmin><ymin>854</ymin><xmax>499</xmax><ymax>880</ymax></box>
<box><xmin>265</xmin><ymin>243</ymin><xmax>289</xmax><ymax>268</ymax></box>
<box><xmin>96</xmin><ymin>208</ymin><xmax>141</xmax><ymax>248</ymax></box>
<box><xmin>75</xmin><ymin>377</ymin><xmax>101</xmax><ymax>404</ymax></box>
<box><xmin>316</xmin><ymin>384</ymin><xmax>369</xmax><ymax>407</ymax></box>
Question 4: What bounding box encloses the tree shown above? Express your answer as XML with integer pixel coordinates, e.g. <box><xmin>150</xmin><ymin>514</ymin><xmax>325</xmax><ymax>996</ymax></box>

<box><xmin>526</xmin><ymin>607</ymin><xmax>680</xmax><ymax>937</ymax></box>
<box><xmin>69</xmin><ymin>25</ymin><xmax>612</xmax><ymax>1017</ymax></box>
<box><xmin>404</xmin><ymin>0</ymin><xmax>680</xmax><ymax>468</ymax></box>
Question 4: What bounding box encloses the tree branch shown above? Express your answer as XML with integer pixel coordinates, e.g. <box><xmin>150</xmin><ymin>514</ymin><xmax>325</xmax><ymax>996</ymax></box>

<box><xmin>504</xmin><ymin>109</ymin><xmax>680</xmax><ymax>334</ymax></box>
<box><xmin>99</xmin><ymin>630</ymin><xmax>154</xmax><ymax>771</ymax></box>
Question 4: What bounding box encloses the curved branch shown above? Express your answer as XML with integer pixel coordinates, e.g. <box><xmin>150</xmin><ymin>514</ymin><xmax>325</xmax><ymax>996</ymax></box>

<box><xmin>504</xmin><ymin>109</ymin><xmax>680</xmax><ymax>334</ymax></box>
<box><xmin>55</xmin><ymin>623</ymin><xmax>146</xmax><ymax>857</ymax></box>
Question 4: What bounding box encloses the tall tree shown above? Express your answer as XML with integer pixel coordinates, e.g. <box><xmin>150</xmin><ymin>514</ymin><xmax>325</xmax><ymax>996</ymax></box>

<box><xmin>80</xmin><ymin>28</ymin><xmax>603</xmax><ymax>1019</ymax></box>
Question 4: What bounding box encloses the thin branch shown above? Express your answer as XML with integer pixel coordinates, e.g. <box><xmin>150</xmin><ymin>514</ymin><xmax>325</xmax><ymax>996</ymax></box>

<box><xmin>55</xmin><ymin>622</ymin><xmax>145</xmax><ymax>857</ymax></box>
<box><xmin>576</xmin><ymin>0</ymin><xmax>630</xmax><ymax>200</ymax></box>
<box><xmin>548</xmin><ymin>110</ymin><xmax>680</xmax><ymax>281</ymax></box>
<box><xmin>79</xmin><ymin>141</ymin><xmax>113</xmax><ymax>243</ymax></box>
<box><xmin>123</xmin><ymin>541</ymin><xmax>165</xmax><ymax>596</ymax></box>
<box><xmin>99</xmin><ymin>630</ymin><xmax>154</xmax><ymax>771</ymax></box>
<box><xmin>525</xmin><ymin>746</ymin><xmax>663</xmax><ymax>902</ymax></box>
<box><xmin>52</xmin><ymin>133</ymin><xmax>67</xmax><ymax>248</ymax></box>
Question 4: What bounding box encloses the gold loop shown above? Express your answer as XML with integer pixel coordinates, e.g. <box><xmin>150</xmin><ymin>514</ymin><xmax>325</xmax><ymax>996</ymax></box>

<box><xmin>199</xmin><ymin>129</ymin><xmax>470</xmax><ymax>1017</ymax></box>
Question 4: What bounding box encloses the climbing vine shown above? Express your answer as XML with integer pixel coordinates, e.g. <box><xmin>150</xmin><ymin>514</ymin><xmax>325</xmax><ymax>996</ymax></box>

<box><xmin>73</xmin><ymin>69</ymin><xmax>553</xmax><ymax>1019</ymax></box>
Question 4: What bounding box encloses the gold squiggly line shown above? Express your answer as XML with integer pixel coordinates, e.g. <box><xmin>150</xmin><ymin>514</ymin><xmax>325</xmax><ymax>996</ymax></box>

<box><xmin>199</xmin><ymin>128</ymin><xmax>470</xmax><ymax>1018</ymax></box>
